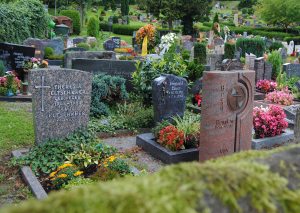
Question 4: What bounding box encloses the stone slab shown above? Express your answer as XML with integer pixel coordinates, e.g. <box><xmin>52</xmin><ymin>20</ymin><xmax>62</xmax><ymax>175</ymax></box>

<box><xmin>136</xmin><ymin>133</ymin><xmax>199</xmax><ymax>164</ymax></box>
<box><xmin>252</xmin><ymin>129</ymin><xmax>294</xmax><ymax>150</ymax></box>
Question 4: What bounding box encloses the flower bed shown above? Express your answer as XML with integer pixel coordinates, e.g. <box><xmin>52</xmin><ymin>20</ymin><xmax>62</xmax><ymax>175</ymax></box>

<box><xmin>265</xmin><ymin>88</ymin><xmax>293</xmax><ymax>106</ymax></box>
<box><xmin>256</xmin><ymin>80</ymin><xmax>277</xmax><ymax>93</ymax></box>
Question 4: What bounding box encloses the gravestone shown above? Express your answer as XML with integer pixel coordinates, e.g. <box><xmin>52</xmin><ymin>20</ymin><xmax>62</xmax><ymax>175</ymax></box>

<box><xmin>264</xmin><ymin>62</ymin><xmax>273</xmax><ymax>80</ymax></box>
<box><xmin>207</xmin><ymin>54</ymin><xmax>224</xmax><ymax>70</ymax></box>
<box><xmin>103</xmin><ymin>40</ymin><xmax>116</xmax><ymax>51</ymax></box>
<box><xmin>0</xmin><ymin>42</ymin><xmax>35</xmax><ymax>78</ymax></box>
<box><xmin>234</xmin><ymin>47</ymin><xmax>242</xmax><ymax>60</ymax></box>
<box><xmin>72</xmin><ymin>59</ymin><xmax>136</xmax><ymax>91</ymax></box>
<box><xmin>243</xmin><ymin>32</ymin><xmax>248</xmax><ymax>38</ymax></box>
<box><xmin>279</xmin><ymin>48</ymin><xmax>287</xmax><ymax>63</ymax></box>
<box><xmin>234</xmin><ymin>14</ymin><xmax>239</xmax><ymax>26</ymax></box>
<box><xmin>294</xmin><ymin>109</ymin><xmax>300</xmax><ymax>141</ymax></box>
<box><xmin>214</xmin><ymin>38</ymin><xmax>224</xmax><ymax>46</ymax></box>
<box><xmin>23</xmin><ymin>38</ymin><xmax>64</xmax><ymax>59</ymax></box>
<box><xmin>254</xmin><ymin>57</ymin><xmax>265</xmax><ymax>82</ymax></box>
<box><xmin>221</xmin><ymin>59</ymin><xmax>243</xmax><ymax>71</ymax></box>
<box><xmin>73</xmin><ymin>37</ymin><xmax>86</xmax><ymax>45</ymax></box>
<box><xmin>283</xmin><ymin>63</ymin><xmax>300</xmax><ymax>78</ymax></box>
<box><xmin>200</xmin><ymin>70</ymin><xmax>255</xmax><ymax>161</ymax></box>
<box><xmin>245</xmin><ymin>53</ymin><xmax>256</xmax><ymax>70</ymax></box>
<box><xmin>111</xmin><ymin>37</ymin><xmax>121</xmax><ymax>49</ymax></box>
<box><xmin>29</xmin><ymin>68</ymin><xmax>92</xmax><ymax>144</ymax></box>
<box><xmin>152</xmin><ymin>74</ymin><xmax>188</xmax><ymax>123</ymax></box>
<box><xmin>63</xmin><ymin>47</ymin><xmax>86</xmax><ymax>53</ymax></box>
<box><xmin>214</xmin><ymin>45</ymin><xmax>225</xmax><ymax>55</ymax></box>
<box><xmin>64</xmin><ymin>51</ymin><xmax>116</xmax><ymax>68</ymax></box>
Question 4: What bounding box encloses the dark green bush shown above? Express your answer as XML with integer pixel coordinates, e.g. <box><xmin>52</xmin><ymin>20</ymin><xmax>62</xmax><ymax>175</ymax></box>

<box><xmin>186</xmin><ymin>61</ymin><xmax>204</xmax><ymax>82</ymax></box>
<box><xmin>99</xmin><ymin>16</ymin><xmax>104</xmax><ymax>22</ymax></box>
<box><xmin>0</xmin><ymin>60</ymin><xmax>5</xmax><ymax>77</ymax></box>
<box><xmin>236</xmin><ymin>38</ymin><xmax>265</xmax><ymax>57</ymax></box>
<box><xmin>100</xmin><ymin>22</ymin><xmax>110</xmax><ymax>31</ymax></box>
<box><xmin>224</xmin><ymin>43</ymin><xmax>235</xmax><ymax>59</ymax></box>
<box><xmin>91</xmin><ymin>74</ymin><xmax>128</xmax><ymax>117</ymax></box>
<box><xmin>0</xmin><ymin>0</ymin><xmax>48</xmax><ymax>43</ymax></box>
<box><xmin>87</xmin><ymin>17</ymin><xmax>99</xmax><ymax>37</ymax></box>
<box><xmin>44</xmin><ymin>47</ymin><xmax>54</xmax><ymax>59</ymax></box>
<box><xmin>112</xmin><ymin>24</ymin><xmax>142</xmax><ymax>35</ymax></box>
<box><xmin>112</xmin><ymin>15</ymin><xmax>119</xmax><ymax>24</ymax></box>
<box><xmin>60</xmin><ymin>10</ymin><xmax>81</xmax><ymax>35</ymax></box>
<box><xmin>194</xmin><ymin>43</ymin><xmax>207</xmax><ymax>64</ymax></box>
<box><xmin>269</xmin><ymin>42</ymin><xmax>283</xmax><ymax>52</ymax></box>
<box><xmin>76</xmin><ymin>43</ymin><xmax>90</xmax><ymax>50</ymax></box>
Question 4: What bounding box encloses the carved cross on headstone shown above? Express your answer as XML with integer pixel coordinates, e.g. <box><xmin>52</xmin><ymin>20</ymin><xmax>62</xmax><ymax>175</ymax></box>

<box><xmin>34</xmin><ymin>76</ymin><xmax>50</xmax><ymax>112</ymax></box>
<box><xmin>228</xmin><ymin>86</ymin><xmax>246</xmax><ymax>111</ymax></box>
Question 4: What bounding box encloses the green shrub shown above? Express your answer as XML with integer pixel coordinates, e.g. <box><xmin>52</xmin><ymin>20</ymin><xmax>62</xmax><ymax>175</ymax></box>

<box><xmin>284</xmin><ymin>36</ymin><xmax>300</xmax><ymax>44</ymax></box>
<box><xmin>121</xmin><ymin>0</ymin><xmax>129</xmax><ymax>16</ymax></box>
<box><xmin>269</xmin><ymin>42</ymin><xmax>283</xmax><ymax>52</ymax></box>
<box><xmin>112</xmin><ymin>24</ymin><xmax>142</xmax><ymax>35</ymax></box>
<box><xmin>224</xmin><ymin>43</ymin><xmax>235</xmax><ymax>59</ymax></box>
<box><xmin>268</xmin><ymin>50</ymin><xmax>282</xmax><ymax>79</ymax></box>
<box><xmin>0</xmin><ymin>60</ymin><xmax>5</xmax><ymax>77</ymax></box>
<box><xmin>0</xmin><ymin>0</ymin><xmax>48</xmax><ymax>43</ymax></box>
<box><xmin>112</xmin><ymin>15</ymin><xmax>119</xmax><ymax>24</ymax></box>
<box><xmin>47</xmin><ymin>54</ymin><xmax>64</xmax><ymax>60</ymax></box>
<box><xmin>186</xmin><ymin>61</ymin><xmax>204</xmax><ymax>82</ymax></box>
<box><xmin>44</xmin><ymin>47</ymin><xmax>54</xmax><ymax>59</ymax></box>
<box><xmin>236</xmin><ymin>38</ymin><xmax>265</xmax><ymax>57</ymax></box>
<box><xmin>76</xmin><ymin>42</ymin><xmax>90</xmax><ymax>50</ymax></box>
<box><xmin>0</xmin><ymin>87</ymin><xmax>7</xmax><ymax>96</ymax></box>
<box><xmin>100</xmin><ymin>21</ymin><xmax>110</xmax><ymax>31</ymax></box>
<box><xmin>60</xmin><ymin>10</ymin><xmax>81</xmax><ymax>35</ymax></box>
<box><xmin>100</xmin><ymin>10</ymin><xmax>106</xmax><ymax>16</ymax></box>
<box><xmin>99</xmin><ymin>16</ymin><xmax>104</xmax><ymax>22</ymax></box>
<box><xmin>62</xmin><ymin>178</ymin><xmax>94</xmax><ymax>190</ymax></box>
<box><xmin>194</xmin><ymin>42</ymin><xmax>207</xmax><ymax>64</ymax></box>
<box><xmin>91</xmin><ymin>74</ymin><xmax>128</xmax><ymax>117</ymax></box>
<box><xmin>87</xmin><ymin>17</ymin><xmax>99</xmax><ymax>37</ymax></box>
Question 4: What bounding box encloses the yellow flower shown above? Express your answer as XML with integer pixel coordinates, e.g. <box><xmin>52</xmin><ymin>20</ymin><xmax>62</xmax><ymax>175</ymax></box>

<box><xmin>58</xmin><ymin>163</ymin><xmax>73</xmax><ymax>170</ymax></box>
<box><xmin>49</xmin><ymin>171</ymin><xmax>57</xmax><ymax>178</ymax></box>
<box><xmin>74</xmin><ymin>171</ymin><xmax>83</xmax><ymax>177</ymax></box>
<box><xmin>57</xmin><ymin>174</ymin><xmax>68</xmax><ymax>178</ymax></box>
<box><xmin>108</xmin><ymin>155</ymin><xmax>116</xmax><ymax>162</ymax></box>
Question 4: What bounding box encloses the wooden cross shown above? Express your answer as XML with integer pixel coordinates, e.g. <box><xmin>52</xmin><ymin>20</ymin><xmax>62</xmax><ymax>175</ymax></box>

<box><xmin>34</xmin><ymin>76</ymin><xmax>50</xmax><ymax>112</ymax></box>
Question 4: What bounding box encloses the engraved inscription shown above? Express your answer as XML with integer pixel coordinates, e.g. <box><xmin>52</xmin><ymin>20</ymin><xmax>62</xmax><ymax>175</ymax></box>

<box><xmin>215</xmin><ymin>119</ymin><xmax>234</xmax><ymax>129</ymax></box>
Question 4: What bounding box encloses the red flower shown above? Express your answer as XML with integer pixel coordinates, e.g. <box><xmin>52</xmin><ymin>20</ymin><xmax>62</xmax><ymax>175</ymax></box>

<box><xmin>158</xmin><ymin>125</ymin><xmax>184</xmax><ymax>151</ymax></box>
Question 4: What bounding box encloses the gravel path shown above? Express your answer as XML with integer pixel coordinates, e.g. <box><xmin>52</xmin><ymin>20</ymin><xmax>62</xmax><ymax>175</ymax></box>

<box><xmin>102</xmin><ymin>136</ymin><xmax>165</xmax><ymax>173</ymax></box>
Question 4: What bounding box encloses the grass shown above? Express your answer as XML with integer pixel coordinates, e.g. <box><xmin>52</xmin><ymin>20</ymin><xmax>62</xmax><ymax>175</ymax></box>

<box><xmin>0</xmin><ymin>102</ymin><xmax>34</xmax><ymax>157</ymax></box>
<box><xmin>0</xmin><ymin>102</ymin><xmax>34</xmax><ymax>207</ymax></box>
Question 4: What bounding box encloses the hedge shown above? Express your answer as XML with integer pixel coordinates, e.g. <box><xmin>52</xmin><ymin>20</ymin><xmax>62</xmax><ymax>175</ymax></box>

<box><xmin>236</xmin><ymin>37</ymin><xmax>266</xmax><ymax>57</ymax></box>
<box><xmin>3</xmin><ymin>145</ymin><xmax>300</xmax><ymax>213</ymax></box>
<box><xmin>194</xmin><ymin>42</ymin><xmax>207</xmax><ymax>64</ymax></box>
<box><xmin>112</xmin><ymin>24</ymin><xmax>143</xmax><ymax>35</ymax></box>
<box><xmin>224</xmin><ymin>43</ymin><xmax>235</xmax><ymax>59</ymax></box>
<box><xmin>0</xmin><ymin>0</ymin><xmax>48</xmax><ymax>44</ymax></box>
<box><xmin>60</xmin><ymin>10</ymin><xmax>81</xmax><ymax>35</ymax></box>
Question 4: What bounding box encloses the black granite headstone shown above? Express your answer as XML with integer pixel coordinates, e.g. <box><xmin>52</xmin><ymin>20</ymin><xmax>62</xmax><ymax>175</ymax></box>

<box><xmin>0</xmin><ymin>42</ymin><xmax>35</xmax><ymax>78</ymax></box>
<box><xmin>103</xmin><ymin>40</ymin><xmax>116</xmax><ymax>51</ymax></box>
<box><xmin>152</xmin><ymin>74</ymin><xmax>188</xmax><ymax>123</ymax></box>
<box><xmin>72</xmin><ymin>59</ymin><xmax>136</xmax><ymax>91</ymax></box>
<box><xmin>112</xmin><ymin>37</ymin><xmax>121</xmax><ymax>49</ymax></box>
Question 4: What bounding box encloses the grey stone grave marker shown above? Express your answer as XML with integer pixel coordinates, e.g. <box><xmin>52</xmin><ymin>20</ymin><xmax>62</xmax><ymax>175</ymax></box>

<box><xmin>264</xmin><ymin>62</ymin><xmax>273</xmax><ymax>80</ymax></box>
<box><xmin>29</xmin><ymin>68</ymin><xmax>92</xmax><ymax>144</ymax></box>
<box><xmin>254</xmin><ymin>57</ymin><xmax>265</xmax><ymax>82</ymax></box>
<box><xmin>72</xmin><ymin>59</ymin><xmax>136</xmax><ymax>91</ymax></box>
<box><xmin>152</xmin><ymin>74</ymin><xmax>188</xmax><ymax>123</ymax></box>
<box><xmin>245</xmin><ymin>53</ymin><xmax>256</xmax><ymax>70</ymax></box>
<box><xmin>283</xmin><ymin>63</ymin><xmax>300</xmax><ymax>78</ymax></box>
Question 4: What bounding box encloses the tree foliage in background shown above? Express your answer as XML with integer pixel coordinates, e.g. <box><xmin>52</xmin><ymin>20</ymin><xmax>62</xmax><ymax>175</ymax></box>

<box><xmin>256</xmin><ymin>0</ymin><xmax>300</xmax><ymax>31</ymax></box>
<box><xmin>60</xmin><ymin>10</ymin><xmax>81</xmax><ymax>35</ymax></box>
<box><xmin>121</xmin><ymin>0</ymin><xmax>129</xmax><ymax>16</ymax></box>
<box><xmin>213</xmin><ymin>13</ymin><xmax>219</xmax><ymax>24</ymax></box>
<box><xmin>146</xmin><ymin>0</ymin><xmax>211</xmax><ymax>35</ymax></box>
<box><xmin>238</xmin><ymin>0</ymin><xmax>257</xmax><ymax>9</ymax></box>
<box><xmin>87</xmin><ymin>16</ymin><xmax>99</xmax><ymax>37</ymax></box>
<box><xmin>0</xmin><ymin>0</ymin><xmax>49</xmax><ymax>44</ymax></box>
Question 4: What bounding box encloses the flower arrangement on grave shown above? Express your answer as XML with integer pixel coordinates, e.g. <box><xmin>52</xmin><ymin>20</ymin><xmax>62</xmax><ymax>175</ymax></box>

<box><xmin>193</xmin><ymin>93</ymin><xmax>202</xmax><ymax>107</ymax></box>
<box><xmin>136</xmin><ymin>24</ymin><xmax>157</xmax><ymax>50</ymax></box>
<box><xmin>114</xmin><ymin>47</ymin><xmax>134</xmax><ymax>54</ymax></box>
<box><xmin>0</xmin><ymin>71</ymin><xmax>21</xmax><ymax>96</ymax></box>
<box><xmin>265</xmin><ymin>87</ymin><xmax>293</xmax><ymax>106</ymax></box>
<box><xmin>253</xmin><ymin>105</ymin><xmax>288</xmax><ymax>139</ymax></box>
<box><xmin>23</xmin><ymin>57</ymin><xmax>48</xmax><ymax>71</ymax></box>
<box><xmin>256</xmin><ymin>80</ymin><xmax>277</xmax><ymax>93</ymax></box>
<box><xmin>158</xmin><ymin>125</ymin><xmax>185</xmax><ymax>151</ymax></box>
<box><xmin>158</xmin><ymin>33</ymin><xmax>178</xmax><ymax>53</ymax></box>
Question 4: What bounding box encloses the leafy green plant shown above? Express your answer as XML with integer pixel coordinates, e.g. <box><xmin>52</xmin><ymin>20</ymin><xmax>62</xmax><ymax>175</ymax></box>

<box><xmin>0</xmin><ymin>60</ymin><xmax>5</xmax><ymax>77</ymax></box>
<box><xmin>269</xmin><ymin>42</ymin><xmax>283</xmax><ymax>52</ymax></box>
<box><xmin>44</xmin><ymin>47</ymin><xmax>54</xmax><ymax>59</ymax></box>
<box><xmin>91</xmin><ymin>74</ymin><xmax>128</xmax><ymax>117</ymax></box>
<box><xmin>62</xmin><ymin>177</ymin><xmax>94</xmax><ymax>190</ymax></box>
<box><xmin>60</xmin><ymin>10</ymin><xmax>81</xmax><ymax>35</ymax></box>
<box><xmin>87</xmin><ymin>16</ymin><xmax>99</xmax><ymax>37</ymax></box>
<box><xmin>186</xmin><ymin>61</ymin><xmax>204</xmax><ymax>82</ymax></box>
<box><xmin>268</xmin><ymin>50</ymin><xmax>283</xmax><ymax>79</ymax></box>
<box><xmin>76</xmin><ymin>42</ymin><xmax>90</xmax><ymax>50</ymax></box>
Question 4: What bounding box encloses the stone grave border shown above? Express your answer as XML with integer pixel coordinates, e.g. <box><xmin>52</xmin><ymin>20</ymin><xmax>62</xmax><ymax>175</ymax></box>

<box><xmin>251</xmin><ymin>129</ymin><xmax>294</xmax><ymax>150</ymax></box>
<box><xmin>12</xmin><ymin>147</ymin><xmax>141</xmax><ymax>200</ymax></box>
<box><xmin>11</xmin><ymin>149</ymin><xmax>48</xmax><ymax>200</ymax></box>
<box><xmin>136</xmin><ymin>133</ymin><xmax>199</xmax><ymax>164</ymax></box>
<box><xmin>0</xmin><ymin>95</ymin><xmax>32</xmax><ymax>102</ymax></box>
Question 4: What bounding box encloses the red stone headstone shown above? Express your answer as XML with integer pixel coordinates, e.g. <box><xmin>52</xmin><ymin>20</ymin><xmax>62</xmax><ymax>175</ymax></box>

<box><xmin>199</xmin><ymin>70</ymin><xmax>255</xmax><ymax>161</ymax></box>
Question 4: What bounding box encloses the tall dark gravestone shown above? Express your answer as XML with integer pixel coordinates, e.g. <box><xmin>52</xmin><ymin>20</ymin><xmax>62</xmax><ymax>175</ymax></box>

<box><xmin>152</xmin><ymin>74</ymin><xmax>188</xmax><ymax>123</ymax></box>
<box><xmin>72</xmin><ymin>59</ymin><xmax>136</xmax><ymax>91</ymax></box>
<box><xmin>254</xmin><ymin>57</ymin><xmax>265</xmax><ymax>82</ymax></box>
<box><xmin>0</xmin><ymin>43</ymin><xmax>35</xmax><ymax>78</ymax></box>
<box><xmin>29</xmin><ymin>68</ymin><xmax>92</xmax><ymax>144</ymax></box>
<box><xmin>200</xmin><ymin>70</ymin><xmax>254</xmax><ymax>161</ymax></box>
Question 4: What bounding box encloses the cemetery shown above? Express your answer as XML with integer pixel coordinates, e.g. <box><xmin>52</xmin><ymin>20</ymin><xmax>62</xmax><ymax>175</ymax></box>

<box><xmin>0</xmin><ymin>0</ymin><xmax>300</xmax><ymax>212</ymax></box>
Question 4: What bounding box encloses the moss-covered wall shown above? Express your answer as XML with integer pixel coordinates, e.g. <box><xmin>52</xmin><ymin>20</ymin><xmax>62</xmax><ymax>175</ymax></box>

<box><xmin>2</xmin><ymin>145</ymin><xmax>300</xmax><ymax>213</ymax></box>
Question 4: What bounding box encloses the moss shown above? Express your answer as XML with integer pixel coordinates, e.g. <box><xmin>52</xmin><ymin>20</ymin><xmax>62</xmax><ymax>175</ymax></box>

<box><xmin>3</xmin><ymin>145</ymin><xmax>300</xmax><ymax>213</ymax></box>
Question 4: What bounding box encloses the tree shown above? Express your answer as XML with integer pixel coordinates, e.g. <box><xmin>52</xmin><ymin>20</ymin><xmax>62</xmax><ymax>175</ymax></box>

<box><xmin>121</xmin><ymin>0</ymin><xmax>129</xmax><ymax>16</ymax></box>
<box><xmin>256</xmin><ymin>0</ymin><xmax>300</xmax><ymax>32</ymax></box>
<box><xmin>111</xmin><ymin>0</ymin><xmax>116</xmax><ymax>11</ymax></box>
<box><xmin>238</xmin><ymin>0</ymin><xmax>257</xmax><ymax>9</ymax></box>
<box><xmin>213</xmin><ymin>12</ymin><xmax>219</xmax><ymax>24</ymax></box>
<box><xmin>146</xmin><ymin>0</ymin><xmax>211</xmax><ymax>34</ymax></box>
